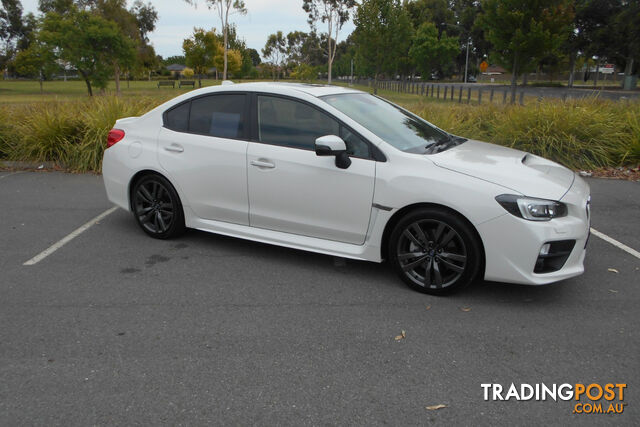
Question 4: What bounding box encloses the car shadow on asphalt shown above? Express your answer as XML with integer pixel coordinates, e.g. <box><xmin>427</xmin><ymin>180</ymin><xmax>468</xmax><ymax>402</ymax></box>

<box><xmin>109</xmin><ymin>211</ymin><xmax>574</xmax><ymax>304</ymax></box>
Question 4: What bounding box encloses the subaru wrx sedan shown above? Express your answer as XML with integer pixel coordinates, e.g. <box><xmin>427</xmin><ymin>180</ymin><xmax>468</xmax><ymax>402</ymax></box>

<box><xmin>102</xmin><ymin>82</ymin><xmax>590</xmax><ymax>295</ymax></box>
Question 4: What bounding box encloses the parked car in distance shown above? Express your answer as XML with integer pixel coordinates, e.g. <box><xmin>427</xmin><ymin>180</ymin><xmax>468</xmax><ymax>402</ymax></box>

<box><xmin>103</xmin><ymin>82</ymin><xmax>590</xmax><ymax>295</ymax></box>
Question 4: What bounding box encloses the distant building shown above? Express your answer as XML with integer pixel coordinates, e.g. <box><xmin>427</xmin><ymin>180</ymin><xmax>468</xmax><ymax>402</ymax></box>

<box><xmin>483</xmin><ymin>65</ymin><xmax>507</xmax><ymax>75</ymax></box>
<box><xmin>166</xmin><ymin>64</ymin><xmax>187</xmax><ymax>77</ymax></box>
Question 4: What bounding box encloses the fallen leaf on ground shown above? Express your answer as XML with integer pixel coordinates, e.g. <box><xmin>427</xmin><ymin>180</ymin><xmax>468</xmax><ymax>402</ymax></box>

<box><xmin>460</xmin><ymin>307</ymin><xmax>472</xmax><ymax>312</ymax></box>
<box><xmin>395</xmin><ymin>330</ymin><xmax>406</xmax><ymax>341</ymax></box>
<box><xmin>609</xmin><ymin>289</ymin><xmax>618</xmax><ymax>293</ymax></box>
<box><xmin>426</xmin><ymin>404</ymin><xmax>447</xmax><ymax>410</ymax></box>
<box><xmin>425</xmin><ymin>305</ymin><xmax>432</xmax><ymax>310</ymax></box>
<box><xmin>607</xmin><ymin>268</ymin><xmax>619</xmax><ymax>273</ymax></box>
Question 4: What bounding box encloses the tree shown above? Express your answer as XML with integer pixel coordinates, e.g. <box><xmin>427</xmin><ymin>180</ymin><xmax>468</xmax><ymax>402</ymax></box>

<box><xmin>183</xmin><ymin>28</ymin><xmax>219</xmax><ymax>87</ymax></box>
<box><xmin>246</xmin><ymin>48</ymin><xmax>260</xmax><ymax>66</ymax></box>
<box><xmin>40</xmin><ymin>8</ymin><xmax>136</xmax><ymax>96</ymax></box>
<box><xmin>185</xmin><ymin>0</ymin><xmax>247</xmax><ymax>80</ymax></box>
<box><xmin>262</xmin><ymin>31</ymin><xmax>286</xmax><ymax>79</ymax></box>
<box><xmin>131</xmin><ymin>0</ymin><xmax>157</xmax><ymax>42</ymax></box>
<box><xmin>214</xmin><ymin>46</ymin><xmax>241</xmax><ymax>76</ymax></box>
<box><xmin>1</xmin><ymin>0</ymin><xmax>26</xmax><ymax>72</ymax></box>
<box><xmin>353</xmin><ymin>0</ymin><xmax>412</xmax><ymax>91</ymax></box>
<box><xmin>409</xmin><ymin>22</ymin><xmax>459</xmax><ymax>78</ymax></box>
<box><xmin>14</xmin><ymin>37</ymin><xmax>57</xmax><ymax>92</ymax></box>
<box><xmin>130</xmin><ymin>1</ymin><xmax>158</xmax><ymax>81</ymax></box>
<box><xmin>479</xmin><ymin>0</ymin><xmax>573</xmax><ymax>103</ymax></box>
<box><xmin>303</xmin><ymin>0</ymin><xmax>356</xmax><ymax>83</ymax></box>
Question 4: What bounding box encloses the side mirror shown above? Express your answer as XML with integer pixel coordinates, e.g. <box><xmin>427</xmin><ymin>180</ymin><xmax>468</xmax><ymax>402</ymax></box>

<box><xmin>315</xmin><ymin>135</ymin><xmax>351</xmax><ymax>169</ymax></box>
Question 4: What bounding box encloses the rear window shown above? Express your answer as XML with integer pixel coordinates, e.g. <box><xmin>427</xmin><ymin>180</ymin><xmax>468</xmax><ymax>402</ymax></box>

<box><xmin>164</xmin><ymin>94</ymin><xmax>246</xmax><ymax>139</ymax></box>
<box><xmin>189</xmin><ymin>94</ymin><xmax>246</xmax><ymax>138</ymax></box>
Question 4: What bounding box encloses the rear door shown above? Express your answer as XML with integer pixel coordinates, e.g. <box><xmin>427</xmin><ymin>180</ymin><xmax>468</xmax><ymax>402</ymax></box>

<box><xmin>158</xmin><ymin>93</ymin><xmax>250</xmax><ymax>224</ymax></box>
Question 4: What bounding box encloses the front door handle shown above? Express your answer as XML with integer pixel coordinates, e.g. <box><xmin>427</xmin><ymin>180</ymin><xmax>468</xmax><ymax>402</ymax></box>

<box><xmin>164</xmin><ymin>144</ymin><xmax>184</xmax><ymax>153</ymax></box>
<box><xmin>250</xmin><ymin>159</ymin><xmax>275</xmax><ymax>169</ymax></box>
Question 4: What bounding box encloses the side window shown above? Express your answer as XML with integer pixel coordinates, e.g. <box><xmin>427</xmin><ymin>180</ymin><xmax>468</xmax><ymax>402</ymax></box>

<box><xmin>341</xmin><ymin>127</ymin><xmax>371</xmax><ymax>159</ymax></box>
<box><xmin>165</xmin><ymin>102</ymin><xmax>190</xmax><ymax>132</ymax></box>
<box><xmin>258</xmin><ymin>95</ymin><xmax>339</xmax><ymax>150</ymax></box>
<box><xmin>189</xmin><ymin>94</ymin><xmax>246</xmax><ymax>138</ymax></box>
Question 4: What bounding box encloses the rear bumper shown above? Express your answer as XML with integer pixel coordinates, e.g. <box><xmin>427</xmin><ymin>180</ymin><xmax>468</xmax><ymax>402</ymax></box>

<box><xmin>102</xmin><ymin>146</ymin><xmax>132</xmax><ymax>212</ymax></box>
<box><xmin>478</xmin><ymin>174</ymin><xmax>590</xmax><ymax>285</ymax></box>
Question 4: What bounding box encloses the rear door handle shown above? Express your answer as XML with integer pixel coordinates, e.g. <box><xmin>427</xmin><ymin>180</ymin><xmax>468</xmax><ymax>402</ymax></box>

<box><xmin>250</xmin><ymin>160</ymin><xmax>275</xmax><ymax>169</ymax></box>
<box><xmin>164</xmin><ymin>144</ymin><xmax>184</xmax><ymax>153</ymax></box>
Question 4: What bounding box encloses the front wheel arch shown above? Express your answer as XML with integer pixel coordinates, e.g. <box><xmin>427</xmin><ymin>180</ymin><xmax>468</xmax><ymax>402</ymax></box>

<box><xmin>380</xmin><ymin>203</ymin><xmax>486</xmax><ymax>279</ymax></box>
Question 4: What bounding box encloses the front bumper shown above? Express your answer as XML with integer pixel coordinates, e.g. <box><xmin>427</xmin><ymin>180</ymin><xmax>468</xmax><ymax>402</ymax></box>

<box><xmin>477</xmin><ymin>174</ymin><xmax>591</xmax><ymax>285</ymax></box>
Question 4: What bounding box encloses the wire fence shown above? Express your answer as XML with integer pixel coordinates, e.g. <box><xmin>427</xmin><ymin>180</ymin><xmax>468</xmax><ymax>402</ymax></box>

<box><xmin>351</xmin><ymin>79</ymin><xmax>581</xmax><ymax>106</ymax></box>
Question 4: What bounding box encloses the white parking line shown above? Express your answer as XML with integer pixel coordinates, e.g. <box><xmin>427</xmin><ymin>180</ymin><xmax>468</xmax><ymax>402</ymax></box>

<box><xmin>0</xmin><ymin>171</ymin><xmax>25</xmax><ymax>180</ymax></box>
<box><xmin>591</xmin><ymin>227</ymin><xmax>640</xmax><ymax>260</ymax></box>
<box><xmin>23</xmin><ymin>207</ymin><xmax>119</xmax><ymax>266</ymax></box>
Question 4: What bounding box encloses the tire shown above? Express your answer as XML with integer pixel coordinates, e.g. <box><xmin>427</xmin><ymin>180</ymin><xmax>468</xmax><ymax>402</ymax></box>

<box><xmin>389</xmin><ymin>207</ymin><xmax>481</xmax><ymax>295</ymax></box>
<box><xmin>131</xmin><ymin>174</ymin><xmax>185</xmax><ymax>239</ymax></box>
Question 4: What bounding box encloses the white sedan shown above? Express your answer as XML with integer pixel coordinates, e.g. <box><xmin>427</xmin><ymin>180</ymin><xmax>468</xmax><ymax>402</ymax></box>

<box><xmin>102</xmin><ymin>82</ymin><xmax>590</xmax><ymax>295</ymax></box>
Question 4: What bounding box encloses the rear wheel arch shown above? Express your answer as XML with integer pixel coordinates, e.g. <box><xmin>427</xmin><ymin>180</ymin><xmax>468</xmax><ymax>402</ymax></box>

<box><xmin>380</xmin><ymin>203</ymin><xmax>486</xmax><ymax>277</ymax></box>
<box><xmin>129</xmin><ymin>170</ymin><xmax>181</xmax><ymax>211</ymax></box>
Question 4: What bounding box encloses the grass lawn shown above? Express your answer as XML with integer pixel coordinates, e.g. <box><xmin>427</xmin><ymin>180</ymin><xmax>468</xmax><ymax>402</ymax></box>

<box><xmin>0</xmin><ymin>79</ymin><xmax>223</xmax><ymax>104</ymax></box>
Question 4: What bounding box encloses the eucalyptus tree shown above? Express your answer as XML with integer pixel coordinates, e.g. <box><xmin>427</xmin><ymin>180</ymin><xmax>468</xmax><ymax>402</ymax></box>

<box><xmin>302</xmin><ymin>0</ymin><xmax>356</xmax><ymax>83</ymax></box>
<box><xmin>185</xmin><ymin>0</ymin><xmax>247</xmax><ymax>80</ymax></box>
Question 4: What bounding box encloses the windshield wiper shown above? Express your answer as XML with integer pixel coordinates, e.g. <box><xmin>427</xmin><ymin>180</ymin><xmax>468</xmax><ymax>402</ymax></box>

<box><xmin>424</xmin><ymin>134</ymin><xmax>466</xmax><ymax>154</ymax></box>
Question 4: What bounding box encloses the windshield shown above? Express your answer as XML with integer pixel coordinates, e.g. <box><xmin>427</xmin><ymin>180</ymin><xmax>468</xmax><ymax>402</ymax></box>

<box><xmin>321</xmin><ymin>93</ymin><xmax>453</xmax><ymax>153</ymax></box>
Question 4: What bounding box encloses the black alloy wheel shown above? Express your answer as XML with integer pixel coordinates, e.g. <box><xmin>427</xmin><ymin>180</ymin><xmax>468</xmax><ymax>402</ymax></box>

<box><xmin>389</xmin><ymin>208</ymin><xmax>480</xmax><ymax>295</ymax></box>
<box><xmin>132</xmin><ymin>174</ymin><xmax>185</xmax><ymax>239</ymax></box>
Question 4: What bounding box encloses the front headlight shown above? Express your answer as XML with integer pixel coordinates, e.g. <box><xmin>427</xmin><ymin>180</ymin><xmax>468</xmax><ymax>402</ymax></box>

<box><xmin>495</xmin><ymin>194</ymin><xmax>567</xmax><ymax>221</ymax></box>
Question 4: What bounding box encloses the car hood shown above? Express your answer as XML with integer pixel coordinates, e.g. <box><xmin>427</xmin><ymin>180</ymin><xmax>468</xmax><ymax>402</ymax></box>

<box><xmin>431</xmin><ymin>140</ymin><xmax>575</xmax><ymax>200</ymax></box>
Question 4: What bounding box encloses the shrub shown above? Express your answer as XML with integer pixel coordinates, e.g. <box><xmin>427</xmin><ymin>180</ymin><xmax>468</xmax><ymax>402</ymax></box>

<box><xmin>0</xmin><ymin>94</ymin><xmax>637</xmax><ymax>172</ymax></box>
<box><xmin>413</xmin><ymin>97</ymin><xmax>640</xmax><ymax>170</ymax></box>
<box><xmin>0</xmin><ymin>96</ymin><xmax>162</xmax><ymax>171</ymax></box>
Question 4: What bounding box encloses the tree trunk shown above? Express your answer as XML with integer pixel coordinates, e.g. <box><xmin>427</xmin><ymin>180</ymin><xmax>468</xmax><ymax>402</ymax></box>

<box><xmin>114</xmin><ymin>64</ymin><xmax>121</xmax><ymax>95</ymax></box>
<box><xmin>568</xmin><ymin>53</ymin><xmax>576</xmax><ymax>88</ymax></box>
<box><xmin>223</xmin><ymin>26</ymin><xmax>228</xmax><ymax>80</ymax></box>
<box><xmin>80</xmin><ymin>70</ymin><xmax>93</xmax><ymax>97</ymax></box>
<box><xmin>510</xmin><ymin>55</ymin><xmax>518</xmax><ymax>104</ymax></box>
<box><xmin>84</xmin><ymin>78</ymin><xmax>93</xmax><ymax>97</ymax></box>
<box><xmin>373</xmin><ymin>69</ymin><xmax>379</xmax><ymax>95</ymax></box>
<box><xmin>623</xmin><ymin>57</ymin><xmax>635</xmax><ymax>90</ymax></box>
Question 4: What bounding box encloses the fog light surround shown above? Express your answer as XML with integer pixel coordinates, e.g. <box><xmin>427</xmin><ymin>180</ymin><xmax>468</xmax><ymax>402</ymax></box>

<box><xmin>534</xmin><ymin>240</ymin><xmax>576</xmax><ymax>273</ymax></box>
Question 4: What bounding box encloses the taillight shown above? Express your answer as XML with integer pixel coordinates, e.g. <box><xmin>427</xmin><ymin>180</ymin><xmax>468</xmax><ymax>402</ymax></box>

<box><xmin>107</xmin><ymin>129</ymin><xmax>125</xmax><ymax>148</ymax></box>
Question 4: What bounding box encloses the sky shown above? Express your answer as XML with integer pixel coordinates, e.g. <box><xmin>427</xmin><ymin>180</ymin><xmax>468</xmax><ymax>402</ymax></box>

<box><xmin>19</xmin><ymin>0</ymin><xmax>356</xmax><ymax>59</ymax></box>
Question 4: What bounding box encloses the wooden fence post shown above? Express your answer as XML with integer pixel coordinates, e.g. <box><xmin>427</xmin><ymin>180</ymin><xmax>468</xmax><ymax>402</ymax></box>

<box><xmin>519</xmin><ymin>91</ymin><xmax>525</xmax><ymax>105</ymax></box>
<box><xmin>490</xmin><ymin>88</ymin><xmax>495</xmax><ymax>103</ymax></box>
<box><xmin>444</xmin><ymin>86</ymin><xmax>448</xmax><ymax>99</ymax></box>
<box><xmin>478</xmin><ymin>89</ymin><xmax>482</xmax><ymax>104</ymax></box>
<box><xmin>451</xmin><ymin>85</ymin><xmax>454</xmax><ymax>100</ymax></box>
<box><xmin>458</xmin><ymin>87</ymin><xmax>463</xmax><ymax>103</ymax></box>
<box><xmin>502</xmin><ymin>90</ymin><xmax>507</xmax><ymax>104</ymax></box>
<box><xmin>437</xmin><ymin>85</ymin><xmax>440</xmax><ymax>99</ymax></box>
<box><xmin>467</xmin><ymin>87</ymin><xmax>471</xmax><ymax>104</ymax></box>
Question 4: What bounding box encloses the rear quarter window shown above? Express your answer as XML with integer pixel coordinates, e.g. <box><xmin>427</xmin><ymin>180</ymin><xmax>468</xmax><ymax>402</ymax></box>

<box><xmin>165</xmin><ymin>102</ymin><xmax>190</xmax><ymax>132</ymax></box>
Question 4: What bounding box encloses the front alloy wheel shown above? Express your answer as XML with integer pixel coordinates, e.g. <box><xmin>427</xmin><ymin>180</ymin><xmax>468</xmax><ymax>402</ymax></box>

<box><xmin>389</xmin><ymin>208</ymin><xmax>480</xmax><ymax>295</ymax></box>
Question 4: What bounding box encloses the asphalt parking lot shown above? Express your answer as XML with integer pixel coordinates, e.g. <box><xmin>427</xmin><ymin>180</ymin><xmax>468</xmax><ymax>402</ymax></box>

<box><xmin>1</xmin><ymin>170</ymin><xmax>638</xmax><ymax>425</ymax></box>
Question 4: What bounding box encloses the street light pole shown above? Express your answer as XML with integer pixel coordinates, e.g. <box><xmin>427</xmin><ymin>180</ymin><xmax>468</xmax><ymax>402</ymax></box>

<box><xmin>464</xmin><ymin>37</ymin><xmax>470</xmax><ymax>83</ymax></box>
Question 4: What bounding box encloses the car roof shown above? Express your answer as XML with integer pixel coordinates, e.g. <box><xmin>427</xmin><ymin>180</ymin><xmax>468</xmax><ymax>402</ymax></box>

<box><xmin>201</xmin><ymin>81</ymin><xmax>365</xmax><ymax>98</ymax></box>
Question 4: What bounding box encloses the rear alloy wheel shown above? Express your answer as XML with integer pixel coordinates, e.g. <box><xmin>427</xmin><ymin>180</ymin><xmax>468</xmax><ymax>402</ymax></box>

<box><xmin>389</xmin><ymin>208</ymin><xmax>480</xmax><ymax>295</ymax></box>
<box><xmin>132</xmin><ymin>174</ymin><xmax>185</xmax><ymax>239</ymax></box>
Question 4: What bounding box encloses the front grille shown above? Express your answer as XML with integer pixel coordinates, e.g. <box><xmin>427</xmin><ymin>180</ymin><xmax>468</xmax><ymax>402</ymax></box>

<box><xmin>534</xmin><ymin>240</ymin><xmax>576</xmax><ymax>274</ymax></box>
